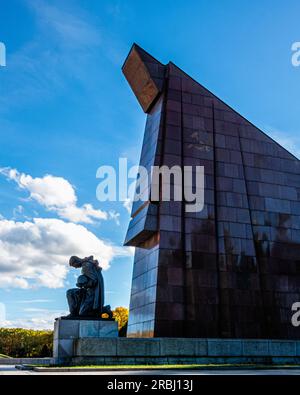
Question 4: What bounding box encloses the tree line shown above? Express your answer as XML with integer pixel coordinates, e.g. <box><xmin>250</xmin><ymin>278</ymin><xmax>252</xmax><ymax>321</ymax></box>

<box><xmin>0</xmin><ymin>307</ymin><xmax>128</xmax><ymax>358</ymax></box>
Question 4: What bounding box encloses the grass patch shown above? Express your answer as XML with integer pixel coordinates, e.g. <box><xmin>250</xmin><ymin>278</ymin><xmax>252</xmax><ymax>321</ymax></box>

<box><xmin>0</xmin><ymin>353</ymin><xmax>10</xmax><ymax>358</ymax></box>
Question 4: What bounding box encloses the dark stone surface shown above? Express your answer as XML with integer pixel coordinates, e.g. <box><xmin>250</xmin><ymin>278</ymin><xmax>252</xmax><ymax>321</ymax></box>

<box><xmin>123</xmin><ymin>44</ymin><xmax>300</xmax><ymax>339</ymax></box>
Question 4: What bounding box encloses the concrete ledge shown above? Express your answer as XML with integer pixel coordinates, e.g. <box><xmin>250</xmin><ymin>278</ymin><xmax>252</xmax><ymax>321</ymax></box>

<box><xmin>77</xmin><ymin>338</ymin><xmax>117</xmax><ymax>356</ymax></box>
<box><xmin>75</xmin><ymin>338</ymin><xmax>300</xmax><ymax>358</ymax></box>
<box><xmin>69</xmin><ymin>355</ymin><xmax>300</xmax><ymax>366</ymax></box>
<box><xmin>208</xmin><ymin>339</ymin><xmax>242</xmax><ymax>356</ymax></box>
<box><xmin>242</xmin><ymin>340</ymin><xmax>269</xmax><ymax>356</ymax></box>
<box><xmin>0</xmin><ymin>358</ymin><xmax>54</xmax><ymax>365</ymax></box>
<box><xmin>69</xmin><ymin>338</ymin><xmax>300</xmax><ymax>365</ymax></box>
<box><xmin>269</xmin><ymin>341</ymin><xmax>296</xmax><ymax>357</ymax></box>
<box><xmin>160</xmin><ymin>338</ymin><xmax>207</xmax><ymax>356</ymax></box>
<box><xmin>117</xmin><ymin>338</ymin><xmax>160</xmax><ymax>356</ymax></box>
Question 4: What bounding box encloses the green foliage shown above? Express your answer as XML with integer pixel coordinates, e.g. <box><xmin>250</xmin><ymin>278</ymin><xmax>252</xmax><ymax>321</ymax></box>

<box><xmin>0</xmin><ymin>307</ymin><xmax>129</xmax><ymax>356</ymax></box>
<box><xmin>0</xmin><ymin>328</ymin><xmax>53</xmax><ymax>358</ymax></box>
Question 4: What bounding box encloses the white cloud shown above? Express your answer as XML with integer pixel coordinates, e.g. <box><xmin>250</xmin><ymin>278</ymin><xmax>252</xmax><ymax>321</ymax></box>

<box><xmin>56</xmin><ymin>203</ymin><xmax>107</xmax><ymax>224</ymax></box>
<box><xmin>3</xmin><ymin>168</ymin><xmax>76</xmax><ymax>207</ymax></box>
<box><xmin>12</xmin><ymin>205</ymin><xmax>26</xmax><ymax>220</ymax></box>
<box><xmin>123</xmin><ymin>198</ymin><xmax>132</xmax><ymax>214</ymax></box>
<box><xmin>0</xmin><ymin>277</ymin><xmax>30</xmax><ymax>289</ymax></box>
<box><xmin>109</xmin><ymin>210</ymin><xmax>121</xmax><ymax>226</ymax></box>
<box><xmin>0</xmin><ymin>217</ymin><xmax>117</xmax><ymax>289</ymax></box>
<box><xmin>16</xmin><ymin>299</ymin><xmax>53</xmax><ymax>304</ymax></box>
<box><xmin>0</xmin><ymin>167</ymin><xmax>132</xmax><ymax>291</ymax></box>
<box><xmin>0</xmin><ymin>167</ymin><xmax>108</xmax><ymax>224</ymax></box>
<box><xmin>23</xmin><ymin>307</ymin><xmax>51</xmax><ymax>312</ymax></box>
<box><xmin>1</xmin><ymin>309</ymin><xmax>68</xmax><ymax>330</ymax></box>
<box><xmin>29</xmin><ymin>0</ymin><xmax>102</xmax><ymax>49</ymax></box>
<box><xmin>275</xmin><ymin>136</ymin><xmax>300</xmax><ymax>159</ymax></box>
<box><xmin>264</xmin><ymin>126</ymin><xmax>300</xmax><ymax>159</ymax></box>
<box><xmin>112</xmin><ymin>245</ymin><xmax>135</xmax><ymax>258</ymax></box>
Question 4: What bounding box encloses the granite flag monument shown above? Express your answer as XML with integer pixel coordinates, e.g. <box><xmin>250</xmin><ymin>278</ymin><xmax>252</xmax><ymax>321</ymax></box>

<box><xmin>123</xmin><ymin>44</ymin><xmax>300</xmax><ymax>340</ymax></box>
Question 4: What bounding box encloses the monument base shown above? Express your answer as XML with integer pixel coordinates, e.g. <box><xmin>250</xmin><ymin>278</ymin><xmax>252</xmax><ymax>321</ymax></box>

<box><xmin>53</xmin><ymin>318</ymin><xmax>118</xmax><ymax>364</ymax></box>
<box><xmin>54</xmin><ymin>337</ymin><xmax>300</xmax><ymax>366</ymax></box>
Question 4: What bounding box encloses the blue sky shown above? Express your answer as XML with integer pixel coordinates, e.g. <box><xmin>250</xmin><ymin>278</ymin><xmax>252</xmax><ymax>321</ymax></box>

<box><xmin>0</xmin><ymin>0</ymin><xmax>300</xmax><ymax>329</ymax></box>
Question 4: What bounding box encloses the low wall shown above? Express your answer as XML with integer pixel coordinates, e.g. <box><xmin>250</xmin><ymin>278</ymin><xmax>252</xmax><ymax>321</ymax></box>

<box><xmin>59</xmin><ymin>338</ymin><xmax>300</xmax><ymax>366</ymax></box>
<box><xmin>0</xmin><ymin>357</ymin><xmax>54</xmax><ymax>365</ymax></box>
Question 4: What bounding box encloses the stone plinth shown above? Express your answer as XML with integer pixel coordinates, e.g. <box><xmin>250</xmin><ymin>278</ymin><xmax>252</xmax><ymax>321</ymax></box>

<box><xmin>69</xmin><ymin>338</ymin><xmax>300</xmax><ymax>366</ymax></box>
<box><xmin>53</xmin><ymin>318</ymin><xmax>118</xmax><ymax>364</ymax></box>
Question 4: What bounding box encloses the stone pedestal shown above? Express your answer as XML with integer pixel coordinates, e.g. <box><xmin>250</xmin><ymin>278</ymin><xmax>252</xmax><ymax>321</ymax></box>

<box><xmin>71</xmin><ymin>338</ymin><xmax>300</xmax><ymax>366</ymax></box>
<box><xmin>53</xmin><ymin>318</ymin><xmax>118</xmax><ymax>364</ymax></box>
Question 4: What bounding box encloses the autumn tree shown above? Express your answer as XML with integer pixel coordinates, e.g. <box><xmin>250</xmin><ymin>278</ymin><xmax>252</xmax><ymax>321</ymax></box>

<box><xmin>113</xmin><ymin>307</ymin><xmax>128</xmax><ymax>336</ymax></box>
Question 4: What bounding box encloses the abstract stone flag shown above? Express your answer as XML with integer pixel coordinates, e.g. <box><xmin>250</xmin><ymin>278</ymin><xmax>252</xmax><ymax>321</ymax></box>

<box><xmin>123</xmin><ymin>44</ymin><xmax>300</xmax><ymax>339</ymax></box>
